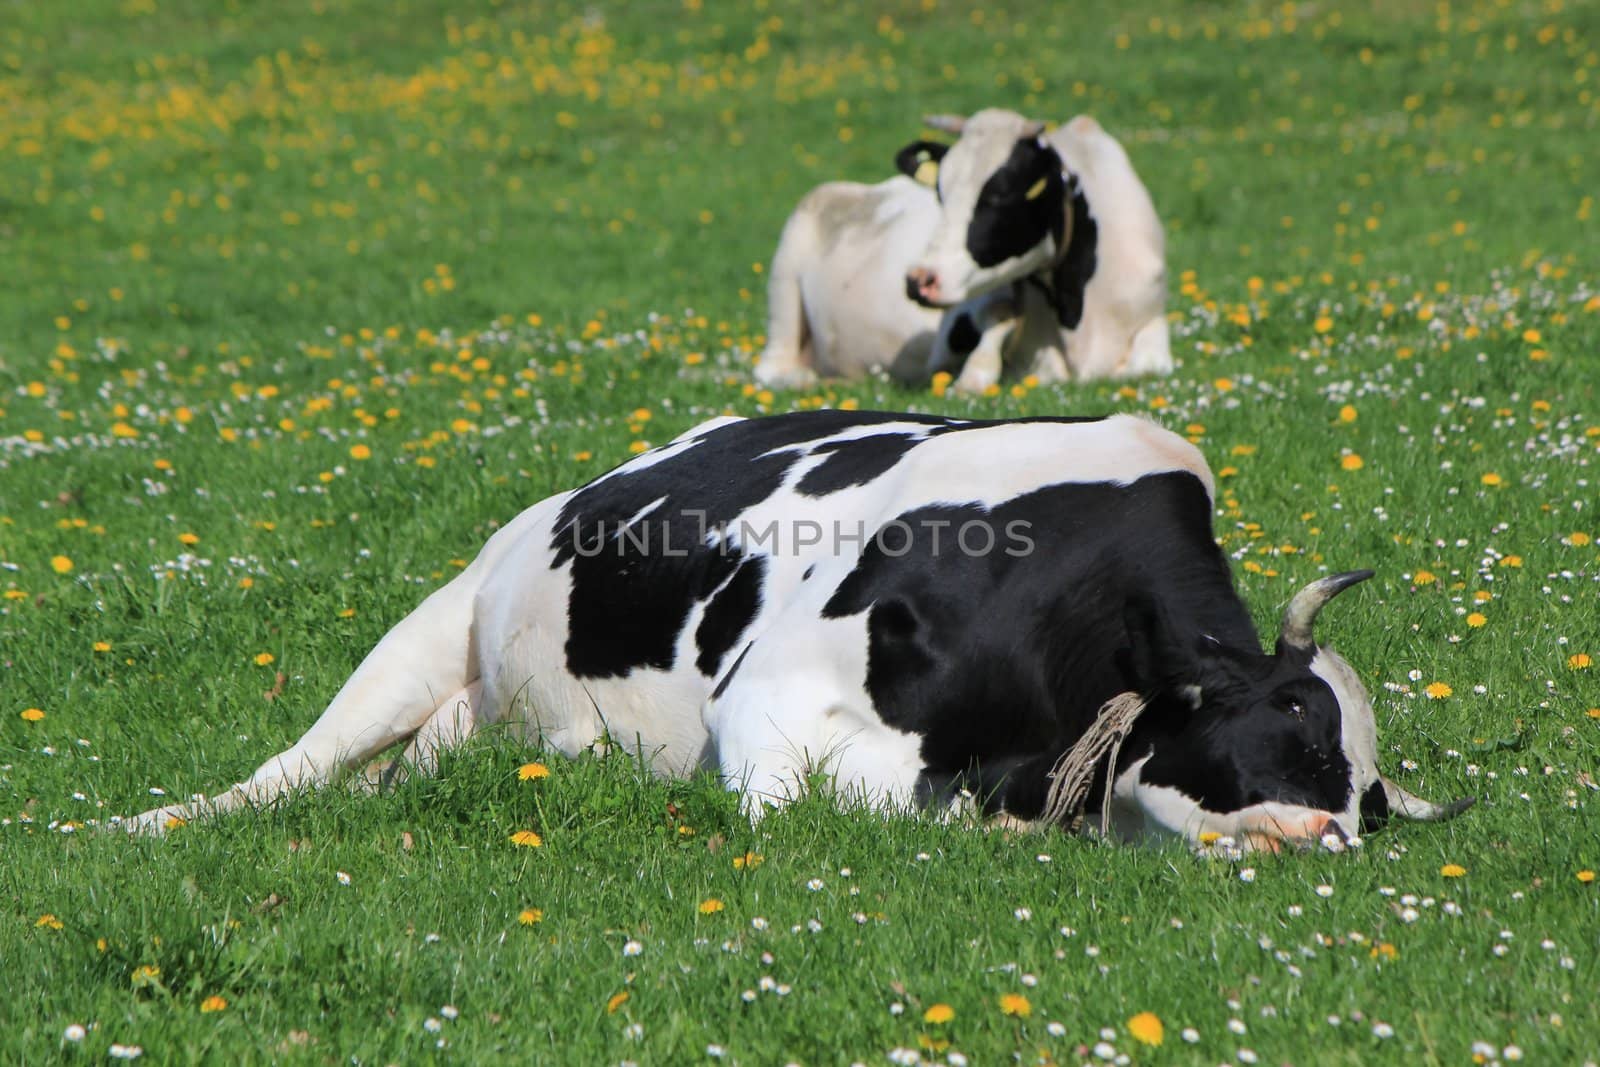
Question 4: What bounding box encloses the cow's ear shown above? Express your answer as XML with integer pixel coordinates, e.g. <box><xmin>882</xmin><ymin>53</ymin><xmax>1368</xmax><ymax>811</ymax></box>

<box><xmin>1120</xmin><ymin>594</ymin><xmax>1204</xmax><ymax>700</ymax></box>
<box><xmin>895</xmin><ymin>140</ymin><xmax>948</xmax><ymax>187</ymax></box>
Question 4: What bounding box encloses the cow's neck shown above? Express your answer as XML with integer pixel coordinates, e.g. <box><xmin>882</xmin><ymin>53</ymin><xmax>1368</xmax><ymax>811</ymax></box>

<box><xmin>1024</xmin><ymin>176</ymin><xmax>1098</xmax><ymax>331</ymax></box>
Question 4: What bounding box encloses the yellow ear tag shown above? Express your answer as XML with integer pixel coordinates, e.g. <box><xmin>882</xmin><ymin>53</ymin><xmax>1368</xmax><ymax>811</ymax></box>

<box><xmin>1025</xmin><ymin>176</ymin><xmax>1049</xmax><ymax>200</ymax></box>
<box><xmin>914</xmin><ymin>159</ymin><xmax>940</xmax><ymax>186</ymax></box>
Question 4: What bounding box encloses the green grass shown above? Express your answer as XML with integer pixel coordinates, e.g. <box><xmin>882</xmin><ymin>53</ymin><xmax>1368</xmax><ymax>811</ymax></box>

<box><xmin>3</xmin><ymin>0</ymin><xmax>1598</xmax><ymax>1062</ymax></box>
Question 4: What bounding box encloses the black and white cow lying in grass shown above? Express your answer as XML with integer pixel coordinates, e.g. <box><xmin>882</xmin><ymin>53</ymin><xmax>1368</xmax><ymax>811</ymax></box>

<box><xmin>755</xmin><ymin>109</ymin><xmax>1171</xmax><ymax>394</ymax></box>
<box><xmin>126</xmin><ymin>411</ymin><xmax>1468</xmax><ymax>848</ymax></box>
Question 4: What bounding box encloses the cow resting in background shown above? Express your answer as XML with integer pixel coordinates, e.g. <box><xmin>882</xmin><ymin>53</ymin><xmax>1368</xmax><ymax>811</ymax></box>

<box><xmin>756</xmin><ymin>109</ymin><xmax>1172</xmax><ymax>394</ymax></box>
<box><xmin>125</xmin><ymin>410</ymin><xmax>1468</xmax><ymax>850</ymax></box>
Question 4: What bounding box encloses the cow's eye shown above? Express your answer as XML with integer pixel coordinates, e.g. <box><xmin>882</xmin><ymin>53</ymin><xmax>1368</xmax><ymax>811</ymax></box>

<box><xmin>1286</xmin><ymin>700</ymin><xmax>1306</xmax><ymax>719</ymax></box>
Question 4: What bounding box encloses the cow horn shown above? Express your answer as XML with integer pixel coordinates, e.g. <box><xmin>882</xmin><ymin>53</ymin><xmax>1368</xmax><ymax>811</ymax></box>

<box><xmin>922</xmin><ymin>113</ymin><xmax>967</xmax><ymax>134</ymax></box>
<box><xmin>1382</xmin><ymin>778</ymin><xmax>1476</xmax><ymax>822</ymax></box>
<box><xmin>1278</xmin><ymin>569</ymin><xmax>1374</xmax><ymax>650</ymax></box>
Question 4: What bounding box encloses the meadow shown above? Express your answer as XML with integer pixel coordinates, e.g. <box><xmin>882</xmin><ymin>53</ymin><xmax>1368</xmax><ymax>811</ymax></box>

<box><xmin>2</xmin><ymin>0</ymin><xmax>1598</xmax><ymax>1062</ymax></box>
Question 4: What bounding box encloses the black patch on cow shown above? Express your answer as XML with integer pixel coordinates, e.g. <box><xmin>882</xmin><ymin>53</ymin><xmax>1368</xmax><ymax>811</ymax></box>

<box><xmin>821</xmin><ymin>468</ymin><xmax>1362</xmax><ymax>822</ymax></box>
<box><xmin>822</xmin><ymin>472</ymin><xmax>1246</xmax><ymax>815</ymax></box>
<box><xmin>946</xmin><ymin>311</ymin><xmax>982</xmax><ymax>356</ymax></box>
<box><xmin>894</xmin><ymin>140</ymin><xmax>949</xmax><ymax>194</ymax></box>
<box><xmin>711</xmin><ymin>642</ymin><xmax>753</xmax><ymax>701</ymax></box>
<box><xmin>695</xmin><ymin>556</ymin><xmax>766</xmax><ymax>676</ymax></box>
<box><xmin>1359</xmin><ymin>779</ymin><xmax>1390</xmax><ymax>833</ymax></box>
<box><xmin>551</xmin><ymin>410</ymin><xmax>969</xmax><ymax>679</ymax></box>
<box><xmin>1050</xmin><ymin>183</ymin><xmax>1098</xmax><ymax>330</ymax></box>
<box><xmin>965</xmin><ymin>138</ymin><xmax>1066</xmax><ymax>268</ymax></box>
<box><xmin>802</xmin><ymin>564</ymin><xmax>815</xmax><ymax>581</ymax></box>
<box><xmin>796</xmin><ymin>433</ymin><xmax>921</xmax><ymax>497</ymax></box>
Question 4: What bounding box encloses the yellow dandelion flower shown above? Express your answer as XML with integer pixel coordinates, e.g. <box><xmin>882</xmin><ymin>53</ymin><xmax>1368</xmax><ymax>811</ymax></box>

<box><xmin>1198</xmin><ymin>831</ymin><xmax>1222</xmax><ymax>845</ymax></box>
<box><xmin>179</xmin><ymin>532</ymin><xmax>200</xmax><ymax>545</ymax></box>
<box><xmin>1568</xmin><ymin>653</ymin><xmax>1593</xmax><ymax>670</ymax></box>
<box><xmin>1424</xmin><ymin>682</ymin><xmax>1453</xmax><ymax>699</ymax></box>
<box><xmin>1571</xmin><ymin>532</ymin><xmax>1592</xmax><ymax>546</ymax></box>
<box><xmin>1480</xmin><ymin>472</ymin><xmax>1502</xmax><ymax>486</ymax></box>
<box><xmin>254</xmin><ymin>652</ymin><xmax>275</xmax><ymax>666</ymax></box>
<box><xmin>1341</xmin><ymin>453</ymin><xmax>1364</xmax><ymax>471</ymax></box>
<box><xmin>509</xmin><ymin>830</ymin><xmax>543</xmax><ymax>848</ymax></box>
<box><xmin>697</xmin><ymin>898</ymin><xmax>724</xmax><ymax>915</ymax></box>
<box><xmin>1128</xmin><ymin>1011</ymin><xmax>1164</xmax><ymax>1046</ymax></box>
<box><xmin>607</xmin><ymin>991</ymin><xmax>630</xmax><ymax>1014</ymax></box>
<box><xmin>924</xmin><ymin>1003</ymin><xmax>955</xmax><ymax>1025</ymax></box>
<box><xmin>1588</xmin><ymin>708</ymin><xmax>1600</xmax><ymax>719</ymax></box>
<box><xmin>998</xmin><ymin>993</ymin><xmax>1031</xmax><ymax>1017</ymax></box>
<box><xmin>518</xmin><ymin>908</ymin><xmax>543</xmax><ymax>925</ymax></box>
<box><xmin>1499</xmin><ymin>555</ymin><xmax>1523</xmax><ymax>568</ymax></box>
<box><xmin>518</xmin><ymin>762</ymin><xmax>550</xmax><ymax>780</ymax></box>
<box><xmin>1578</xmin><ymin>870</ymin><xmax>1595</xmax><ymax>883</ymax></box>
<box><xmin>1214</xmin><ymin>377</ymin><xmax>1235</xmax><ymax>392</ymax></box>
<box><xmin>1338</xmin><ymin>405</ymin><xmax>1358</xmax><ymax>423</ymax></box>
<box><xmin>732</xmin><ymin>851</ymin><xmax>765</xmax><ymax>870</ymax></box>
<box><xmin>1466</xmin><ymin>613</ymin><xmax>1487</xmax><ymax>628</ymax></box>
<box><xmin>1440</xmin><ymin>863</ymin><xmax>1467</xmax><ymax>877</ymax></box>
<box><xmin>1313</xmin><ymin>315</ymin><xmax>1334</xmax><ymax>334</ymax></box>
<box><xmin>1413</xmin><ymin>570</ymin><xmax>1437</xmax><ymax>585</ymax></box>
<box><xmin>35</xmin><ymin>914</ymin><xmax>64</xmax><ymax>930</ymax></box>
<box><xmin>94</xmin><ymin>640</ymin><xmax>112</xmax><ymax>651</ymax></box>
<box><xmin>628</xmin><ymin>440</ymin><xmax>649</xmax><ymax>454</ymax></box>
<box><xmin>1369</xmin><ymin>942</ymin><xmax>1398</xmax><ymax>961</ymax></box>
<box><xmin>51</xmin><ymin>555</ymin><xmax>74</xmax><ymax>574</ymax></box>
<box><xmin>200</xmin><ymin>995</ymin><xmax>228</xmax><ymax>1013</ymax></box>
<box><xmin>20</xmin><ymin>708</ymin><xmax>45</xmax><ymax>722</ymax></box>
<box><xmin>1522</xmin><ymin>328</ymin><xmax>1541</xmax><ymax>343</ymax></box>
<box><xmin>349</xmin><ymin>444</ymin><xmax>372</xmax><ymax>460</ymax></box>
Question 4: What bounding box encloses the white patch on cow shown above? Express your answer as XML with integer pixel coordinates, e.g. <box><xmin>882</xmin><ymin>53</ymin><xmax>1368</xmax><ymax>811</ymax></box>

<box><xmin>706</xmin><ymin>608</ymin><xmax>924</xmax><ymax>814</ymax></box>
<box><xmin>668</xmin><ymin>414</ymin><xmax>744</xmax><ymax>444</ymax></box>
<box><xmin>889</xmin><ymin>415</ymin><xmax>1212</xmax><ymax>510</ymax></box>
<box><xmin>1047</xmin><ymin>115</ymin><xmax>1172</xmax><ymax>379</ymax></box>
<box><xmin>618</xmin><ymin>495</ymin><xmax>668</xmax><ymax>533</ymax></box>
<box><xmin>1309</xmin><ymin>646</ymin><xmax>1383</xmax><ymax>834</ymax></box>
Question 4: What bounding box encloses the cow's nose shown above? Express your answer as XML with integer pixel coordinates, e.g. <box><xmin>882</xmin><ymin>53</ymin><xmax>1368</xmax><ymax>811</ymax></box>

<box><xmin>905</xmin><ymin>267</ymin><xmax>940</xmax><ymax>306</ymax></box>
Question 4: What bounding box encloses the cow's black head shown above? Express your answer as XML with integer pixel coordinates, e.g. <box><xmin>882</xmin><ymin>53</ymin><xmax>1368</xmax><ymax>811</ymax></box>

<box><xmin>895</xmin><ymin>109</ymin><xmax>1069</xmax><ymax>309</ymax></box>
<box><xmin>1116</xmin><ymin>572</ymin><xmax>1472</xmax><ymax>851</ymax></box>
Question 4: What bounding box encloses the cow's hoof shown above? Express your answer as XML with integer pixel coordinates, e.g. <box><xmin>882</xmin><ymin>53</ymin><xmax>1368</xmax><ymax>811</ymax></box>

<box><xmin>119</xmin><ymin>803</ymin><xmax>193</xmax><ymax>835</ymax></box>
<box><xmin>951</xmin><ymin>373</ymin><xmax>998</xmax><ymax>396</ymax></box>
<box><xmin>752</xmin><ymin>361</ymin><xmax>818</xmax><ymax>391</ymax></box>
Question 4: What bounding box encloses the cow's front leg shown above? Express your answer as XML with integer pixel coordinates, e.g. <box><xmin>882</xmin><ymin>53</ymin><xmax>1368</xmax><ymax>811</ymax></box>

<box><xmin>949</xmin><ymin>323</ymin><xmax>1012</xmax><ymax>395</ymax></box>
<box><xmin>705</xmin><ymin>630</ymin><xmax>924</xmax><ymax>817</ymax></box>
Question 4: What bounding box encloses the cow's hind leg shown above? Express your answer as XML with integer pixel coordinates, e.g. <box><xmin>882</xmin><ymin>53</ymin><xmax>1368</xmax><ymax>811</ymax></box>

<box><xmin>753</xmin><ymin>216</ymin><xmax>820</xmax><ymax>389</ymax></box>
<box><xmin>370</xmin><ymin>680</ymin><xmax>485</xmax><ymax>790</ymax></box>
<box><xmin>121</xmin><ymin>549</ymin><xmax>508</xmax><ymax>833</ymax></box>
<box><xmin>124</xmin><ymin>581</ymin><xmax>480</xmax><ymax>832</ymax></box>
